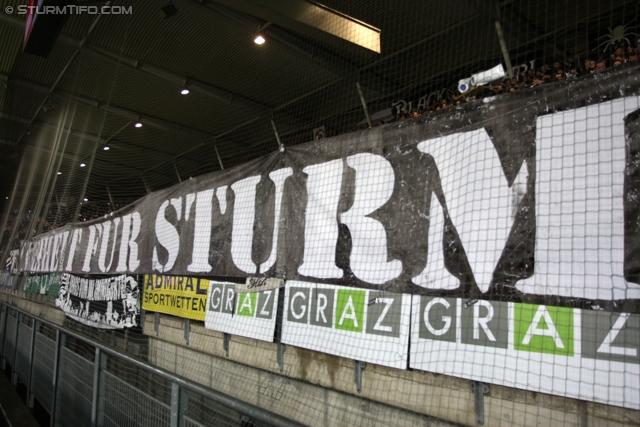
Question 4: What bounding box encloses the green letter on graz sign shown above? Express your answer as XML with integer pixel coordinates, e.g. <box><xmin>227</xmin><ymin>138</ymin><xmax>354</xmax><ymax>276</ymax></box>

<box><xmin>335</xmin><ymin>289</ymin><xmax>366</xmax><ymax>332</ymax></box>
<box><xmin>237</xmin><ymin>292</ymin><xmax>257</xmax><ymax>317</ymax></box>
<box><xmin>514</xmin><ymin>304</ymin><xmax>574</xmax><ymax>356</ymax></box>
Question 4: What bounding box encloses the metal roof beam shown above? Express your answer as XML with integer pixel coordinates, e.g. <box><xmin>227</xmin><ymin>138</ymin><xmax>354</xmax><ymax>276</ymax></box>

<box><xmin>194</xmin><ymin>1</ymin><xmax>390</xmax><ymax>94</ymax></box>
<box><xmin>84</xmin><ymin>46</ymin><xmax>235</xmax><ymax>105</ymax></box>
<box><xmin>207</xmin><ymin>0</ymin><xmax>381</xmax><ymax>53</ymax></box>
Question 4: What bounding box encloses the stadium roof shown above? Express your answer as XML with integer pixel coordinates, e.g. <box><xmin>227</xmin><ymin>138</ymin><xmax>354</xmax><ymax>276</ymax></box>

<box><xmin>0</xmin><ymin>0</ymin><xmax>636</xmax><ymax>218</ymax></box>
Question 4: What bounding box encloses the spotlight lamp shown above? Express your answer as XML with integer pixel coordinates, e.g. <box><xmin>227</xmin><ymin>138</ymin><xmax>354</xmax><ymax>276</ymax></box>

<box><xmin>80</xmin><ymin>163</ymin><xmax>86</xmax><ymax>168</ymax></box>
<box><xmin>103</xmin><ymin>145</ymin><xmax>110</xmax><ymax>151</ymax></box>
<box><xmin>254</xmin><ymin>22</ymin><xmax>270</xmax><ymax>45</ymax></box>
<box><xmin>181</xmin><ymin>88</ymin><xmax>190</xmax><ymax>95</ymax></box>
<box><xmin>135</xmin><ymin>121</ymin><xmax>143</xmax><ymax>128</ymax></box>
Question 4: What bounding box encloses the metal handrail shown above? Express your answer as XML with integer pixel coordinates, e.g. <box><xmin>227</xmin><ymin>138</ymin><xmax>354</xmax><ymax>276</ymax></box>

<box><xmin>0</xmin><ymin>301</ymin><xmax>305</xmax><ymax>427</ymax></box>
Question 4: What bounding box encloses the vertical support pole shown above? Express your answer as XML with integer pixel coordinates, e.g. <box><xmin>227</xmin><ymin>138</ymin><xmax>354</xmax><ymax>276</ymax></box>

<box><xmin>105</xmin><ymin>184</ymin><xmax>115</xmax><ymax>209</ymax></box>
<box><xmin>96</xmin><ymin>352</ymin><xmax>107</xmax><ymax>427</ymax></box>
<box><xmin>173</xmin><ymin>162</ymin><xmax>182</xmax><ymax>183</ymax></box>
<box><xmin>470</xmin><ymin>381</ymin><xmax>490</xmax><ymax>426</ymax></box>
<box><xmin>170</xmin><ymin>382</ymin><xmax>180</xmax><ymax>427</ymax></box>
<box><xmin>274</xmin><ymin>284</ymin><xmax>286</xmax><ymax>372</ymax></box>
<box><xmin>277</xmin><ymin>342</ymin><xmax>285</xmax><ymax>373</ymax></box>
<box><xmin>271</xmin><ymin>120</ymin><xmax>285</xmax><ymax>152</ymax></box>
<box><xmin>214</xmin><ymin>145</ymin><xmax>224</xmax><ymax>170</ymax></box>
<box><xmin>50</xmin><ymin>332</ymin><xmax>64</xmax><ymax>427</ymax></box>
<box><xmin>0</xmin><ymin>303</ymin><xmax>7</xmax><ymax>367</ymax></box>
<box><xmin>223</xmin><ymin>333</ymin><xmax>231</xmax><ymax>357</ymax></box>
<box><xmin>579</xmin><ymin>400</ymin><xmax>587</xmax><ymax>427</ymax></box>
<box><xmin>154</xmin><ymin>312</ymin><xmax>160</xmax><ymax>337</ymax></box>
<box><xmin>142</xmin><ymin>172</ymin><xmax>151</xmax><ymax>195</ymax></box>
<box><xmin>26</xmin><ymin>318</ymin><xmax>37</xmax><ymax>408</ymax></box>
<box><xmin>355</xmin><ymin>82</ymin><xmax>373</xmax><ymax>129</ymax></box>
<box><xmin>183</xmin><ymin>319</ymin><xmax>190</xmax><ymax>346</ymax></box>
<box><xmin>353</xmin><ymin>360</ymin><xmax>365</xmax><ymax>393</ymax></box>
<box><xmin>180</xmin><ymin>387</ymin><xmax>188</xmax><ymax>427</ymax></box>
<box><xmin>495</xmin><ymin>21</ymin><xmax>514</xmax><ymax>79</ymax></box>
<box><xmin>12</xmin><ymin>312</ymin><xmax>20</xmax><ymax>386</ymax></box>
<box><xmin>91</xmin><ymin>348</ymin><xmax>101</xmax><ymax>426</ymax></box>
<box><xmin>140</xmin><ymin>309</ymin><xmax>146</xmax><ymax>334</ymax></box>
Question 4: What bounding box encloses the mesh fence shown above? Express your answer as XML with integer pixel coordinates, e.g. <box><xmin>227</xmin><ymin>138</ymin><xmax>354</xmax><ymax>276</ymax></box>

<box><xmin>0</xmin><ymin>0</ymin><xmax>640</xmax><ymax>426</ymax></box>
<box><xmin>2</xmin><ymin>0</ymin><xmax>640</xmax><ymax>235</ymax></box>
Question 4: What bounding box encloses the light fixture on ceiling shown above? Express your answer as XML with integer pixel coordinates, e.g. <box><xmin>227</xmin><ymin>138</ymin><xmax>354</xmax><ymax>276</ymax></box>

<box><xmin>254</xmin><ymin>22</ymin><xmax>271</xmax><ymax>45</ymax></box>
<box><xmin>57</xmin><ymin>172</ymin><xmax>62</xmax><ymax>175</ymax></box>
<box><xmin>103</xmin><ymin>145</ymin><xmax>110</xmax><ymax>151</ymax></box>
<box><xmin>135</xmin><ymin>121</ymin><xmax>143</xmax><ymax>128</ymax></box>
<box><xmin>180</xmin><ymin>88</ymin><xmax>190</xmax><ymax>95</ymax></box>
<box><xmin>83</xmin><ymin>198</ymin><xmax>88</xmax><ymax>202</ymax></box>
<box><xmin>161</xmin><ymin>1</ymin><xmax>178</xmax><ymax>18</ymax></box>
<box><xmin>80</xmin><ymin>163</ymin><xmax>86</xmax><ymax>168</ymax></box>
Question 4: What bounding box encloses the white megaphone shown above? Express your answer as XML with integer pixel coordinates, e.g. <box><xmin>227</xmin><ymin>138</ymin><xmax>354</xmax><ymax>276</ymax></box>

<box><xmin>470</xmin><ymin>64</ymin><xmax>506</xmax><ymax>86</ymax></box>
<box><xmin>458</xmin><ymin>78</ymin><xmax>472</xmax><ymax>94</ymax></box>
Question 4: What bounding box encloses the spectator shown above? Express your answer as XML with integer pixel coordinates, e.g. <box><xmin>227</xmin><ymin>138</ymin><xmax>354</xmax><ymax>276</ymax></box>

<box><xmin>611</xmin><ymin>46</ymin><xmax>624</xmax><ymax>62</ymax></box>
<box><xmin>373</xmin><ymin>28</ymin><xmax>637</xmax><ymax>136</ymax></box>
<box><xmin>555</xmin><ymin>69</ymin><xmax>564</xmax><ymax>81</ymax></box>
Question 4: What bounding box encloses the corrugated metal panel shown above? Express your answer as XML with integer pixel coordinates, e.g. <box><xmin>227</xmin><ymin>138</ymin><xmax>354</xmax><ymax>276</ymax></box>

<box><xmin>56</xmin><ymin>347</ymin><xmax>94</xmax><ymax>427</ymax></box>
<box><xmin>31</xmin><ymin>331</ymin><xmax>56</xmax><ymax>410</ymax></box>
<box><xmin>4</xmin><ymin>313</ymin><xmax>17</xmax><ymax>367</ymax></box>
<box><xmin>0</xmin><ymin>307</ymin><xmax>6</xmax><ymax>355</ymax></box>
<box><xmin>102</xmin><ymin>371</ymin><xmax>171</xmax><ymax>427</ymax></box>
<box><xmin>14</xmin><ymin>320</ymin><xmax>32</xmax><ymax>383</ymax></box>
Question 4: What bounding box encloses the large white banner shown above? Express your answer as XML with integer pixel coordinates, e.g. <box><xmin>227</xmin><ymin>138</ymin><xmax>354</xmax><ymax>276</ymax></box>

<box><xmin>15</xmin><ymin>74</ymin><xmax>640</xmax><ymax>310</ymax></box>
<box><xmin>516</xmin><ymin>97</ymin><xmax>636</xmax><ymax>300</ymax></box>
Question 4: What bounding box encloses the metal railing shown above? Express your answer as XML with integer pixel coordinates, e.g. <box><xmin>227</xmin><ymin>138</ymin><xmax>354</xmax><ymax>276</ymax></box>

<box><xmin>0</xmin><ymin>301</ymin><xmax>304</xmax><ymax>427</ymax></box>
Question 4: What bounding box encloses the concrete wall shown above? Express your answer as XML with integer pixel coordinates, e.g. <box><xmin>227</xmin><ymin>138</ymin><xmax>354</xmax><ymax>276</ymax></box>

<box><xmin>143</xmin><ymin>312</ymin><xmax>640</xmax><ymax>427</ymax></box>
<box><xmin>0</xmin><ymin>292</ymin><xmax>65</xmax><ymax>327</ymax></box>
